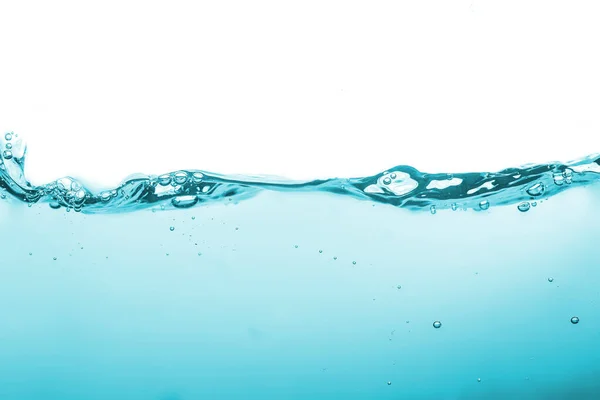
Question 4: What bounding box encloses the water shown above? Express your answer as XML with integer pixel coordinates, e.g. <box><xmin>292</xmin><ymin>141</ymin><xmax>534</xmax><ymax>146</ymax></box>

<box><xmin>1</xmin><ymin>134</ymin><xmax>600</xmax><ymax>399</ymax></box>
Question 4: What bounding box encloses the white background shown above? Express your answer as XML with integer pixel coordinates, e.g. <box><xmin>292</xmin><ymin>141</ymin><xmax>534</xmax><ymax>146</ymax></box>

<box><xmin>1</xmin><ymin>1</ymin><xmax>599</xmax><ymax>187</ymax></box>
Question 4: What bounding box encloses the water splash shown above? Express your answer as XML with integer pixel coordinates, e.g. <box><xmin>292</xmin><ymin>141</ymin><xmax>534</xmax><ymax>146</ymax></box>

<box><xmin>1</xmin><ymin>133</ymin><xmax>600</xmax><ymax>214</ymax></box>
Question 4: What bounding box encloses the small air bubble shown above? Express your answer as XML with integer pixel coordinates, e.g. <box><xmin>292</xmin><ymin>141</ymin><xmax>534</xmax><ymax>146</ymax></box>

<box><xmin>173</xmin><ymin>171</ymin><xmax>188</xmax><ymax>184</ymax></box>
<box><xmin>433</xmin><ymin>321</ymin><xmax>442</xmax><ymax>329</ymax></box>
<box><xmin>100</xmin><ymin>191</ymin><xmax>111</xmax><ymax>202</ymax></box>
<box><xmin>192</xmin><ymin>172</ymin><xmax>204</xmax><ymax>182</ymax></box>
<box><xmin>383</xmin><ymin>177</ymin><xmax>392</xmax><ymax>185</ymax></box>
<box><xmin>191</xmin><ymin>216</ymin><xmax>196</xmax><ymax>220</ymax></box>
<box><xmin>169</xmin><ymin>226</ymin><xmax>175</xmax><ymax>231</ymax></box>
<box><xmin>4</xmin><ymin>133</ymin><xmax>12</xmax><ymax>140</ymax></box>
<box><xmin>387</xmin><ymin>381</ymin><xmax>392</xmax><ymax>386</ymax></box>
<box><xmin>197</xmin><ymin>252</ymin><xmax>202</xmax><ymax>256</ymax></box>
<box><xmin>571</xmin><ymin>316</ymin><xmax>579</xmax><ymax>324</ymax></box>
<box><xmin>477</xmin><ymin>378</ymin><xmax>481</xmax><ymax>383</ymax></box>
<box><xmin>29</xmin><ymin>252</ymin><xmax>32</xmax><ymax>256</ymax></box>
<box><xmin>390</xmin><ymin>173</ymin><xmax>397</xmax><ymax>179</ymax></box>
<box><xmin>548</xmin><ymin>277</ymin><xmax>554</xmax><ymax>282</ymax></box>
<box><xmin>352</xmin><ymin>261</ymin><xmax>357</xmax><ymax>265</ymax></box>
<box><xmin>397</xmin><ymin>285</ymin><xmax>402</xmax><ymax>290</ymax></box>
<box><xmin>479</xmin><ymin>200</ymin><xmax>490</xmax><ymax>210</ymax></box>
<box><xmin>526</xmin><ymin>183</ymin><xmax>545</xmax><ymax>197</ymax></box>
<box><xmin>49</xmin><ymin>202</ymin><xmax>61</xmax><ymax>209</ymax></box>
<box><xmin>53</xmin><ymin>257</ymin><xmax>57</xmax><ymax>261</ymax></box>
<box><xmin>5</xmin><ymin>143</ymin><xmax>12</xmax><ymax>149</ymax></box>
<box><xmin>553</xmin><ymin>173</ymin><xmax>564</xmax><ymax>186</ymax></box>
<box><xmin>160</xmin><ymin>205</ymin><xmax>165</xmax><ymax>210</ymax></box>
<box><xmin>319</xmin><ymin>250</ymin><xmax>323</xmax><ymax>254</ymax></box>
<box><xmin>172</xmin><ymin>195</ymin><xmax>198</xmax><ymax>209</ymax></box>
<box><xmin>451</xmin><ymin>203</ymin><xmax>458</xmax><ymax>211</ymax></box>
<box><xmin>517</xmin><ymin>202</ymin><xmax>531</xmax><ymax>212</ymax></box>
<box><xmin>158</xmin><ymin>174</ymin><xmax>171</xmax><ymax>186</ymax></box>
<box><xmin>2</xmin><ymin>150</ymin><xmax>13</xmax><ymax>159</ymax></box>
<box><xmin>202</xmin><ymin>185</ymin><xmax>210</xmax><ymax>193</ymax></box>
<box><xmin>333</xmin><ymin>256</ymin><xmax>337</xmax><ymax>260</ymax></box>
<box><xmin>531</xmin><ymin>201</ymin><xmax>537</xmax><ymax>207</ymax></box>
<box><xmin>294</xmin><ymin>245</ymin><xmax>299</xmax><ymax>248</ymax></box>
<box><xmin>430</xmin><ymin>205</ymin><xmax>437</xmax><ymax>215</ymax></box>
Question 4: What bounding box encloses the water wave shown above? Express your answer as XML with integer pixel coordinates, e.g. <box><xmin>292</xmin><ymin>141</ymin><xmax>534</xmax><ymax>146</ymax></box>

<box><xmin>1</xmin><ymin>132</ymin><xmax>599</xmax><ymax>214</ymax></box>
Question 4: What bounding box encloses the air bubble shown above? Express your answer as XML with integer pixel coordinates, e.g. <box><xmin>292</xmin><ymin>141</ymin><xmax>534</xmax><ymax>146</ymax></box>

<box><xmin>526</xmin><ymin>183</ymin><xmax>545</xmax><ymax>197</ymax></box>
<box><xmin>5</xmin><ymin>143</ymin><xmax>12</xmax><ymax>149</ymax></box>
<box><xmin>173</xmin><ymin>171</ymin><xmax>188</xmax><ymax>184</ymax></box>
<box><xmin>352</xmin><ymin>261</ymin><xmax>357</xmax><ymax>265</ymax></box>
<box><xmin>430</xmin><ymin>205</ymin><xmax>437</xmax><ymax>215</ymax></box>
<box><xmin>172</xmin><ymin>195</ymin><xmax>198</xmax><ymax>208</ymax></box>
<box><xmin>4</xmin><ymin>133</ymin><xmax>12</xmax><ymax>140</ymax></box>
<box><xmin>479</xmin><ymin>200</ymin><xmax>490</xmax><ymax>210</ymax></box>
<box><xmin>531</xmin><ymin>201</ymin><xmax>537</xmax><ymax>207</ymax></box>
<box><xmin>333</xmin><ymin>256</ymin><xmax>337</xmax><ymax>260</ymax></box>
<box><xmin>158</xmin><ymin>174</ymin><xmax>171</xmax><ymax>186</ymax></box>
<box><xmin>396</xmin><ymin>285</ymin><xmax>402</xmax><ymax>290</ymax></box>
<box><xmin>319</xmin><ymin>250</ymin><xmax>323</xmax><ymax>254</ymax></box>
<box><xmin>451</xmin><ymin>203</ymin><xmax>458</xmax><ymax>211</ymax></box>
<box><xmin>553</xmin><ymin>173</ymin><xmax>564</xmax><ymax>186</ymax></box>
<box><xmin>571</xmin><ymin>316</ymin><xmax>579</xmax><ymax>324</ymax></box>
<box><xmin>2</xmin><ymin>150</ymin><xmax>13</xmax><ymax>159</ymax></box>
<box><xmin>100</xmin><ymin>191</ymin><xmax>112</xmax><ymax>202</ymax></box>
<box><xmin>517</xmin><ymin>202</ymin><xmax>531</xmax><ymax>212</ymax></box>
<box><xmin>49</xmin><ymin>202</ymin><xmax>61</xmax><ymax>209</ymax></box>
<box><xmin>53</xmin><ymin>257</ymin><xmax>57</xmax><ymax>261</ymax></box>
<box><xmin>477</xmin><ymin>378</ymin><xmax>481</xmax><ymax>383</ymax></box>
<box><xmin>383</xmin><ymin>177</ymin><xmax>392</xmax><ymax>185</ymax></box>
<box><xmin>202</xmin><ymin>185</ymin><xmax>210</xmax><ymax>193</ymax></box>
<box><xmin>170</xmin><ymin>226</ymin><xmax>175</xmax><ymax>231</ymax></box>
<box><xmin>192</xmin><ymin>172</ymin><xmax>204</xmax><ymax>182</ymax></box>
<box><xmin>390</xmin><ymin>173</ymin><xmax>397</xmax><ymax>179</ymax></box>
<box><xmin>433</xmin><ymin>321</ymin><xmax>442</xmax><ymax>329</ymax></box>
<box><xmin>387</xmin><ymin>381</ymin><xmax>392</xmax><ymax>386</ymax></box>
<box><xmin>548</xmin><ymin>277</ymin><xmax>554</xmax><ymax>282</ymax></box>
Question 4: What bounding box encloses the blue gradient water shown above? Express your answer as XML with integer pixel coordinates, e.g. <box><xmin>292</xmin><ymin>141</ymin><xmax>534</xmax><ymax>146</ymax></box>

<box><xmin>1</xmin><ymin>133</ymin><xmax>599</xmax><ymax>399</ymax></box>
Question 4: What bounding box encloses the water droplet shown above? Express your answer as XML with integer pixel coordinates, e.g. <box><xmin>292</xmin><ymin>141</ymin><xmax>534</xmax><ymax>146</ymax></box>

<box><xmin>158</xmin><ymin>174</ymin><xmax>171</xmax><ymax>186</ymax></box>
<box><xmin>173</xmin><ymin>171</ymin><xmax>188</xmax><ymax>184</ymax></box>
<box><xmin>2</xmin><ymin>150</ymin><xmax>13</xmax><ymax>159</ymax></box>
<box><xmin>387</xmin><ymin>381</ymin><xmax>392</xmax><ymax>386</ymax></box>
<box><xmin>433</xmin><ymin>321</ymin><xmax>442</xmax><ymax>329</ymax></box>
<box><xmin>451</xmin><ymin>203</ymin><xmax>458</xmax><ymax>211</ymax></box>
<box><xmin>169</xmin><ymin>226</ymin><xmax>175</xmax><ymax>231</ymax></box>
<box><xmin>383</xmin><ymin>177</ymin><xmax>392</xmax><ymax>185</ymax></box>
<box><xmin>4</xmin><ymin>133</ymin><xmax>12</xmax><ymax>140</ymax></box>
<box><xmin>517</xmin><ymin>202</ymin><xmax>531</xmax><ymax>212</ymax></box>
<box><xmin>192</xmin><ymin>172</ymin><xmax>204</xmax><ymax>182</ymax></box>
<box><xmin>571</xmin><ymin>316</ymin><xmax>579</xmax><ymax>324</ymax></box>
<box><xmin>548</xmin><ymin>277</ymin><xmax>554</xmax><ymax>282</ymax></box>
<box><xmin>479</xmin><ymin>200</ymin><xmax>490</xmax><ymax>210</ymax></box>
<box><xmin>430</xmin><ymin>205</ymin><xmax>437</xmax><ymax>215</ymax></box>
<box><xmin>49</xmin><ymin>202</ymin><xmax>61</xmax><ymax>209</ymax></box>
<box><xmin>390</xmin><ymin>173</ymin><xmax>397</xmax><ymax>179</ymax></box>
<box><xmin>172</xmin><ymin>195</ymin><xmax>198</xmax><ymax>208</ymax></box>
<box><xmin>5</xmin><ymin>143</ymin><xmax>12</xmax><ymax>149</ymax></box>
<box><xmin>526</xmin><ymin>183</ymin><xmax>545</xmax><ymax>197</ymax></box>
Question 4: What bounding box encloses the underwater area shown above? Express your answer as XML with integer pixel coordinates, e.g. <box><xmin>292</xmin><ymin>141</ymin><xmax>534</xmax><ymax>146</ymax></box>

<box><xmin>1</xmin><ymin>133</ymin><xmax>599</xmax><ymax>399</ymax></box>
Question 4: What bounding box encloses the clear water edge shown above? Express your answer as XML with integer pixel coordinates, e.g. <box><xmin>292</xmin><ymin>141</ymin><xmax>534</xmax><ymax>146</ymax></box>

<box><xmin>1</xmin><ymin>133</ymin><xmax>599</xmax><ymax>399</ymax></box>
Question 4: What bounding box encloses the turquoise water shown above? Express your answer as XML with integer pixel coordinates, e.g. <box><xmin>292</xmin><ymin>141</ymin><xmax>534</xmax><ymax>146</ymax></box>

<box><xmin>1</xmin><ymin>133</ymin><xmax>600</xmax><ymax>399</ymax></box>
